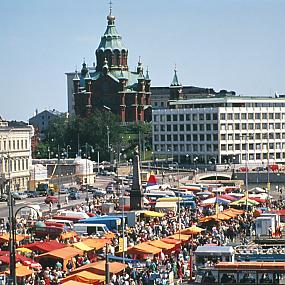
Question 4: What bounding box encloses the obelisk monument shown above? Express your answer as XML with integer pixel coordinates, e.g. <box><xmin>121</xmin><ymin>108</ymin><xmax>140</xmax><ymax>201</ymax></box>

<box><xmin>130</xmin><ymin>146</ymin><xmax>144</xmax><ymax>210</ymax></box>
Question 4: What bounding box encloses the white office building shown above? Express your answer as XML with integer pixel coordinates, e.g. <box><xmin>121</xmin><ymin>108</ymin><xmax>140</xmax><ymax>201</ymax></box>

<box><xmin>0</xmin><ymin>118</ymin><xmax>34</xmax><ymax>192</ymax></box>
<box><xmin>152</xmin><ymin>95</ymin><xmax>285</xmax><ymax>166</ymax></box>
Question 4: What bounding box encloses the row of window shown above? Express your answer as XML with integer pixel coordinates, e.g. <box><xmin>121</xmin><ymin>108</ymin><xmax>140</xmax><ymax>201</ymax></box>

<box><xmin>221</xmin><ymin>142</ymin><xmax>284</xmax><ymax>151</ymax></box>
<box><xmin>154</xmin><ymin>123</ymin><xmax>218</xmax><ymax>132</ymax></box>
<box><xmin>154</xmin><ymin>134</ymin><xmax>219</xmax><ymax>142</ymax></box>
<box><xmin>221</xmin><ymin>133</ymin><xmax>285</xmax><ymax>141</ymax></box>
<box><xmin>154</xmin><ymin>144</ymin><xmax>219</xmax><ymax>152</ymax></box>
<box><xmin>220</xmin><ymin>112</ymin><xmax>285</xmax><ymax>120</ymax></box>
<box><xmin>221</xmin><ymin>122</ymin><xmax>285</xmax><ymax>131</ymax></box>
<box><xmin>240</xmin><ymin>152</ymin><xmax>285</xmax><ymax>160</ymax></box>
<box><xmin>0</xmin><ymin>139</ymin><xmax>29</xmax><ymax>151</ymax></box>
<box><xmin>153</xmin><ymin>113</ymin><xmax>218</xmax><ymax>122</ymax></box>
<box><xmin>2</xmin><ymin>158</ymin><xmax>29</xmax><ymax>173</ymax></box>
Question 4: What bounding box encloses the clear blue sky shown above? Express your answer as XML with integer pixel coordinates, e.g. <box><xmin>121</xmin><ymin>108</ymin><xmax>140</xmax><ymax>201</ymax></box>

<box><xmin>1</xmin><ymin>0</ymin><xmax>285</xmax><ymax>121</ymax></box>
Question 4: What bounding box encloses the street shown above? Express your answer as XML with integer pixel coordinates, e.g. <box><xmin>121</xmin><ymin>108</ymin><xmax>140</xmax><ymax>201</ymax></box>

<box><xmin>0</xmin><ymin>176</ymin><xmax>112</xmax><ymax>221</ymax></box>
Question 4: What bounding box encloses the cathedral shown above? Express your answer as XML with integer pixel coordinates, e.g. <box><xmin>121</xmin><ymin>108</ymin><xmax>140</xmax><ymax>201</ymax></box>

<box><xmin>73</xmin><ymin>8</ymin><xmax>152</xmax><ymax>123</ymax></box>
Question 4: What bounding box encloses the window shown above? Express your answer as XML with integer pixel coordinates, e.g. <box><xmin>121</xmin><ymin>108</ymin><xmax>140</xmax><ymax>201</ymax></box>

<box><xmin>160</xmin><ymin>125</ymin><xmax>165</xmax><ymax>131</ymax></box>
<box><xmin>199</xmin><ymin>134</ymin><xmax>205</xmax><ymax>141</ymax></box>
<box><xmin>228</xmin><ymin>144</ymin><xmax>233</xmax><ymax>150</ymax></box>
<box><xmin>235</xmin><ymin>134</ymin><xmax>240</xmax><ymax>140</ymax></box>
<box><xmin>206</xmin><ymin>124</ymin><xmax>211</xmax><ymax>131</ymax></box>
<box><xmin>256</xmin><ymin>153</ymin><xmax>261</xmax><ymax>160</ymax></box>
<box><xmin>167</xmin><ymin>115</ymin><xmax>171</xmax><ymax>121</ymax></box>
<box><xmin>207</xmin><ymin>144</ymin><xmax>212</xmax><ymax>151</ymax></box>
<box><xmin>160</xmin><ymin>135</ymin><xmax>165</xmax><ymax>141</ymax></box>
<box><xmin>235</xmin><ymin>144</ymin><xmax>240</xmax><ymax>150</ymax></box>
<box><xmin>153</xmin><ymin>115</ymin><xmax>158</xmax><ymax>122</ymax></box>
<box><xmin>180</xmin><ymin>134</ymin><xmax>185</xmax><ymax>141</ymax></box>
<box><xmin>220</xmin><ymin>113</ymin><xmax>226</xmax><ymax>120</ymax></box>
<box><xmin>206</xmin><ymin>114</ymin><xmax>211</xmax><ymax>120</ymax></box>
<box><xmin>193</xmin><ymin>134</ymin><xmax>198</xmax><ymax>141</ymax></box>
<box><xmin>213</xmin><ymin>114</ymin><xmax>218</xmax><ymax>120</ymax></box>
<box><xmin>255</xmin><ymin>123</ymin><xmax>261</xmax><ymax>129</ymax></box>
<box><xmin>228</xmin><ymin>124</ymin><xmax>233</xmax><ymax>130</ymax></box>
<box><xmin>180</xmin><ymin>125</ymin><xmax>184</xmax><ymax>131</ymax></box>
<box><xmin>192</xmin><ymin>114</ymin><xmax>198</xmax><ymax>121</ymax></box>
<box><xmin>199</xmin><ymin>114</ymin><xmax>204</xmax><ymax>120</ymax></box>
<box><xmin>262</xmin><ymin>123</ymin><xmax>268</xmax><ymax>129</ymax></box>
<box><xmin>275</xmin><ymin>123</ymin><xmax>281</xmax><ymax>129</ymax></box>
<box><xmin>213</xmin><ymin>134</ymin><xmax>218</xmax><ymax>141</ymax></box>
<box><xmin>275</xmin><ymin>113</ymin><xmax>281</xmax><ymax>119</ymax></box>
<box><xmin>248</xmin><ymin>123</ymin><xmax>254</xmax><ymax>130</ymax></box>
<box><xmin>227</xmin><ymin>113</ymin><xmax>233</xmax><ymax>120</ymax></box>
<box><xmin>255</xmin><ymin>133</ymin><xmax>261</xmax><ymax>139</ymax></box>
<box><xmin>179</xmin><ymin>114</ymin><xmax>184</xmax><ymax>121</ymax></box>
<box><xmin>173</xmin><ymin>134</ymin><xmax>178</xmax><ymax>141</ymax></box>
<box><xmin>167</xmin><ymin>125</ymin><xmax>171</xmax><ymax>131</ymax></box>
<box><xmin>241</xmin><ymin>113</ymin><xmax>246</xmax><ymax>119</ymax></box>
<box><xmin>199</xmin><ymin>124</ymin><xmax>204</xmax><ymax>131</ymax></box>
<box><xmin>186</xmin><ymin>134</ymin><xmax>191</xmax><ymax>141</ymax></box>
<box><xmin>186</xmin><ymin>125</ymin><xmax>191</xmax><ymax>131</ymax></box>
<box><xmin>235</xmin><ymin>123</ymin><xmax>240</xmax><ymax>130</ymax></box>
<box><xmin>193</xmin><ymin>124</ymin><xmax>197</xmax><ymax>131</ymax></box>
<box><xmin>242</xmin><ymin>123</ymin><xmax>247</xmax><ymax>130</ymax></box>
<box><xmin>255</xmin><ymin>113</ymin><xmax>261</xmax><ymax>119</ymax></box>
<box><xmin>228</xmin><ymin>134</ymin><xmax>233</xmax><ymax>140</ymax></box>
<box><xmin>248</xmin><ymin>113</ymin><xmax>254</xmax><ymax>119</ymax></box>
<box><xmin>173</xmin><ymin>115</ymin><xmax>177</xmax><ymax>121</ymax></box>
<box><xmin>167</xmin><ymin>135</ymin><xmax>171</xmax><ymax>141</ymax></box>
<box><xmin>276</xmin><ymin>133</ymin><xmax>281</xmax><ymax>139</ymax></box>
<box><xmin>199</xmin><ymin>145</ymin><xmax>205</xmax><ymax>151</ymax></box>
<box><xmin>154</xmin><ymin>125</ymin><xmax>159</xmax><ymax>131</ymax></box>
<box><xmin>186</xmin><ymin>114</ymin><xmax>190</xmax><ymax>120</ymax></box>
<box><xmin>262</xmin><ymin>113</ymin><xmax>267</xmax><ymax>119</ymax></box>
<box><xmin>213</xmin><ymin>124</ymin><xmax>218</xmax><ymax>130</ymax></box>
<box><xmin>206</xmin><ymin>134</ymin><xmax>211</xmax><ymax>141</ymax></box>
<box><xmin>221</xmin><ymin>144</ymin><xmax>226</xmax><ymax>151</ymax></box>
<box><xmin>173</xmin><ymin>125</ymin><xmax>178</xmax><ymax>131</ymax></box>
<box><xmin>269</xmin><ymin>113</ymin><xmax>274</xmax><ymax>119</ymax></box>
<box><xmin>269</xmin><ymin>123</ymin><xmax>274</xmax><ymax>129</ymax></box>
<box><xmin>234</xmin><ymin>113</ymin><xmax>240</xmax><ymax>120</ymax></box>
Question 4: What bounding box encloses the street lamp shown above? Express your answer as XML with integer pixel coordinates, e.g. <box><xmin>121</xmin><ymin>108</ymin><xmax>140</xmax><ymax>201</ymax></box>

<box><xmin>208</xmin><ymin>157</ymin><xmax>218</xmax><ymax>188</ymax></box>
<box><xmin>193</xmin><ymin>156</ymin><xmax>199</xmax><ymax>183</ymax></box>
<box><xmin>106</xmin><ymin>126</ymin><xmax>110</xmax><ymax>162</ymax></box>
<box><xmin>82</xmin><ymin>143</ymin><xmax>94</xmax><ymax>203</ymax></box>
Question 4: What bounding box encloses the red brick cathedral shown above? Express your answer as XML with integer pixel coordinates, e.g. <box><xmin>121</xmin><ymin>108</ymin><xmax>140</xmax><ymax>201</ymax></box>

<box><xmin>73</xmin><ymin>9</ymin><xmax>152</xmax><ymax>123</ymax></box>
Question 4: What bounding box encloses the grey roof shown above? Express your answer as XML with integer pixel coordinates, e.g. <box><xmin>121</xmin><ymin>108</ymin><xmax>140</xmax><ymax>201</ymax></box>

<box><xmin>195</xmin><ymin>246</ymin><xmax>234</xmax><ymax>255</ymax></box>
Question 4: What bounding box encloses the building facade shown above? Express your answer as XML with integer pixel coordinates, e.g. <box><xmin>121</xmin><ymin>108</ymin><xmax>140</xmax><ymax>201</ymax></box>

<box><xmin>152</xmin><ymin>95</ymin><xmax>285</xmax><ymax>166</ymax></box>
<box><xmin>71</xmin><ymin>10</ymin><xmax>151</xmax><ymax>123</ymax></box>
<box><xmin>0</xmin><ymin>118</ymin><xmax>34</xmax><ymax>193</ymax></box>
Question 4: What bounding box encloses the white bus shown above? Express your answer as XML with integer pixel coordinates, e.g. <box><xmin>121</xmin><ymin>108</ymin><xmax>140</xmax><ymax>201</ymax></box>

<box><xmin>73</xmin><ymin>223</ymin><xmax>110</xmax><ymax>237</ymax></box>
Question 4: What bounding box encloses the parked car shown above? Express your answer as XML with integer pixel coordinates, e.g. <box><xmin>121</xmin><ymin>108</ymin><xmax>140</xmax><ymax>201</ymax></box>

<box><xmin>12</xmin><ymin>192</ymin><xmax>28</xmax><ymax>200</ymax></box>
<box><xmin>25</xmin><ymin>190</ymin><xmax>38</xmax><ymax>198</ymax></box>
<box><xmin>0</xmin><ymin>194</ymin><xmax>8</xmax><ymax>202</ymax></box>
<box><xmin>69</xmin><ymin>191</ymin><xmax>80</xmax><ymax>200</ymax></box>
<box><xmin>106</xmin><ymin>186</ymin><xmax>115</xmax><ymax>194</ymax></box>
<box><xmin>44</xmin><ymin>196</ymin><xmax>59</xmax><ymax>204</ymax></box>
<box><xmin>93</xmin><ymin>189</ymin><xmax>106</xmax><ymax>198</ymax></box>
<box><xmin>59</xmin><ymin>188</ymin><xmax>69</xmax><ymax>194</ymax></box>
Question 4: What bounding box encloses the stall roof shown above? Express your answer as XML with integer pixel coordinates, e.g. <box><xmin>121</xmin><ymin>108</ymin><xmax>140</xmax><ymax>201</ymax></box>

<box><xmin>107</xmin><ymin>255</ymin><xmax>140</xmax><ymax>264</ymax></box>
<box><xmin>23</xmin><ymin>240</ymin><xmax>66</xmax><ymax>253</ymax></box>
<box><xmin>168</xmin><ymin>234</ymin><xmax>190</xmax><ymax>241</ymax></box>
<box><xmin>59</xmin><ymin>231</ymin><xmax>78</xmax><ymax>240</ymax></box>
<box><xmin>62</xmin><ymin>270</ymin><xmax>105</xmax><ymax>284</ymax></box>
<box><xmin>143</xmin><ymin>211</ymin><xmax>165</xmax><ymax>217</ymax></box>
<box><xmin>37</xmin><ymin>246</ymin><xmax>83</xmax><ymax>260</ymax></box>
<box><xmin>195</xmin><ymin>246</ymin><xmax>234</xmax><ymax>255</ymax></box>
<box><xmin>72</xmin><ymin>242</ymin><xmax>93</xmax><ymax>252</ymax></box>
<box><xmin>0</xmin><ymin>234</ymin><xmax>27</xmax><ymax>243</ymax></box>
<box><xmin>5</xmin><ymin>266</ymin><xmax>33</xmax><ymax>277</ymax></box>
<box><xmin>148</xmin><ymin>240</ymin><xmax>175</xmax><ymax>250</ymax></box>
<box><xmin>127</xmin><ymin>242</ymin><xmax>162</xmax><ymax>255</ymax></box>
<box><xmin>82</xmin><ymin>238</ymin><xmax>110</xmax><ymax>250</ymax></box>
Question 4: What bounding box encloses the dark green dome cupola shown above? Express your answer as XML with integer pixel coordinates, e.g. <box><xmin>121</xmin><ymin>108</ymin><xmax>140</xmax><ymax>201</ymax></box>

<box><xmin>96</xmin><ymin>8</ymin><xmax>128</xmax><ymax>72</ymax></box>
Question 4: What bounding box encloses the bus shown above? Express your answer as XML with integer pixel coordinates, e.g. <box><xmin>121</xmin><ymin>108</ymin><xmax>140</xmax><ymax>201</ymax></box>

<box><xmin>193</xmin><ymin>262</ymin><xmax>285</xmax><ymax>284</ymax></box>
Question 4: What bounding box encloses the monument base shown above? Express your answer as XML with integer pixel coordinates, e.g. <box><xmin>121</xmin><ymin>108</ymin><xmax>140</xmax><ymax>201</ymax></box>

<box><xmin>130</xmin><ymin>191</ymin><xmax>144</xmax><ymax>210</ymax></box>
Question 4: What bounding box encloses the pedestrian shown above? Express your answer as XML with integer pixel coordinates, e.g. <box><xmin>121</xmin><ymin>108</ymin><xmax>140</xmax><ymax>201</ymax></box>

<box><xmin>49</xmin><ymin>202</ymin><xmax>53</xmax><ymax>213</ymax></box>
<box><xmin>65</xmin><ymin>196</ymin><xmax>69</xmax><ymax>205</ymax></box>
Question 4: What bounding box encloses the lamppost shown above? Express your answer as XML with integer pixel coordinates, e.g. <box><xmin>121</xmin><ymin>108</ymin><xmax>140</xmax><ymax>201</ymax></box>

<box><xmin>193</xmin><ymin>156</ymin><xmax>199</xmax><ymax>183</ymax></box>
<box><xmin>81</xmin><ymin>143</ymin><xmax>94</xmax><ymax>203</ymax></box>
<box><xmin>106</xmin><ymin>126</ymin><xmax>110</xmax><ymax>162</ymax></box>
<box><xmin>66</xmin><ymin>145</ymin><xmax>71</xmax><ymax>159</ymax></box>
<box><xmin>209</xmin><ymin>157</ymin><xmax>218</xmax><ymax>188</ymax></box>
<box><xmin>172</xmin><ymin>162</ymin><xmax>181</xmax><ymax>240</ymax></box>
<box><xmin>55</xmin><ymin>145</ymin><xmax>65</xmax><ymax>210</ymax></box>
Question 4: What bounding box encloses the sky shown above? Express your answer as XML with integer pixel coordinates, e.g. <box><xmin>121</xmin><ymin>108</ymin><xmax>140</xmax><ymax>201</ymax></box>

<box><xmin>1</xmin><ymin>0</ymin><xmax>285</xmax><ymax>121</ymax></box>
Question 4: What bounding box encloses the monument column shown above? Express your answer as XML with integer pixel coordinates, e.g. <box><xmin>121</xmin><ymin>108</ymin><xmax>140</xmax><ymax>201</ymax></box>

<box><xmin>130</xmin><ymin>146</ymin><xmax>144</xmax><ymax>210</ymax></box>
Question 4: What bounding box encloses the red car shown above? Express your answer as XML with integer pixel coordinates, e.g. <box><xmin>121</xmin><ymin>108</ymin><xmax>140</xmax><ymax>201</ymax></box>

<box><xmin>44</xmin><ymin>196</ymin><xmax>59</xmax><ymax>204</ymax></box>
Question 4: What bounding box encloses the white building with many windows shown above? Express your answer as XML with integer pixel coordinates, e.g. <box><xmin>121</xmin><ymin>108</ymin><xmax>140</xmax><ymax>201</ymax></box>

<box><xmin>0</xmin><ymin>118</ymin><xmax>34</xmax><ymax>193</ymax></box>
<box><xmin>152</xmin><ymin>95</ymin><xmax>285</xmax><ymax>166</ymax></box>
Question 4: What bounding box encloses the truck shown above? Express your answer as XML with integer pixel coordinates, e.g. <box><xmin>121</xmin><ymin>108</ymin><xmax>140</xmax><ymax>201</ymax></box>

<box><xmin>36</xmin><ymin>183</ymin><xmax>55</xmax><ymax>196</ymax></box>
<box><xmin>78</xmin><ymin>216</ymin><xmax>121</xmax><ymax>232</ymax></box>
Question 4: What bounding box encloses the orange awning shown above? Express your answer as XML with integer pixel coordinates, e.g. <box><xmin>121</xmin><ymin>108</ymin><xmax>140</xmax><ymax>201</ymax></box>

<box><xmin>62</xmin><ymin>270</ymin><xmax>105</xmax><ymax>284</ymax></box>
<box><xmin>127</xmin><ymin>242</ymin><xmax>162</xmax><ymax>255</ymax></box>
<box><xmin>178</xmin><ymin>225</ymin><xmax>205</xmax><ymax>235</ymax></box>
<box><xmin>71</xmin><ymin>261</ymin><xmax>127</xmax><ymax>275</ymax></box>
<box><xmin>161</xmin><ymin>238</ymin><xmax>181</xmax><ymax>245</ymax></box>
<box><xmin>82</xmin><ymin>238</ymin><xmax>110</xmax><ymax>250</ymax></box>
<box><xmin>37</xmin><ymin>246</ymin><xmax>83</xmax><ymax>261</ymax></box>
<box><xmin>168</xmin><ymin>234</ymin><xmax>190</xmax><ymax>241</ymax></box>
<box><xmin>0</xmin><ymin>234</ymin><xmax>27</xmax><ymax>243</ymax></box>
<box><xmin>59</xmin><ymin>231</ymin><xmax>78</xmax><ymax>240</ymax></box>
<box><xmin>6</xmin><ymin>266</ymin><xmax>33</xmax><ymax>277</ymax></box>
<box><xmin>148</xmin><ymin>240</ymin><xmax>175</xmax><ymax>250</ymax></box>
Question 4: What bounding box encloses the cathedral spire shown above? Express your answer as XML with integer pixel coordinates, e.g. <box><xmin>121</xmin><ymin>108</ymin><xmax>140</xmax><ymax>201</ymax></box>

<box><xmin>170</xmin><ymin>67</ymin><xmax>181</xmax><ymax>86</ymax></box>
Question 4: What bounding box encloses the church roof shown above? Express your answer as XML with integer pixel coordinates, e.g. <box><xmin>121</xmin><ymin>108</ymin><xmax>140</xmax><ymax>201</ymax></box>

<box><xmin>97</xmin><ymin>11</ymin><xmax>127</xmax><ymax>52</ymax></box>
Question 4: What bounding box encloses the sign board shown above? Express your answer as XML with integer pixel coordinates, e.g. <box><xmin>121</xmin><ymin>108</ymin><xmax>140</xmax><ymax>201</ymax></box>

<box><xmin>118</xmin><ymin>237</ymin><xmax>128</xmax><ymax>252</ymax></box>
